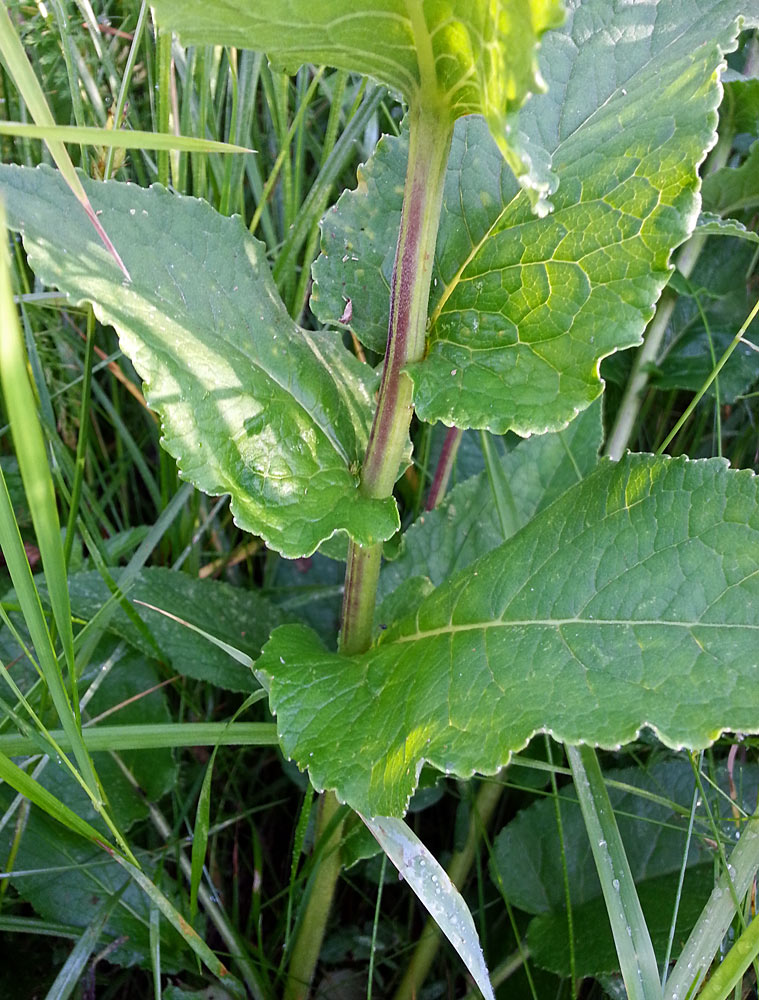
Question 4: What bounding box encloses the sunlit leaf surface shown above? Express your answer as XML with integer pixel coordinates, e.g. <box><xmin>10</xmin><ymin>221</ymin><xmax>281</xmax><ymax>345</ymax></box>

<box><xmin>258</xmin><ymin>455</ymin><xmax>759</xmax><ymax>816</ymax></box>
<box><xmin>0</xmin><ymin>164</ymin><xmax>399</xmax><ymax>558</ymax></box>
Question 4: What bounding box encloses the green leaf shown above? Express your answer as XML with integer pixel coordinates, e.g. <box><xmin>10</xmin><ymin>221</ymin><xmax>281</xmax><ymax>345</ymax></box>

<box><xmin>257</xmin><ymin>454</ymin><xmax>759</xmax><ymax>817</ymax></box>
<box><xmin>702</xmin><ymin>140</ymin><xmax>759</xmax><ymax>216</ymax></box>
<box><xmin>528</xmin><ymin>866</ymin><xmax>715</xmax><ymax>978</ymax></box>
<box><xmin>150</xmin><ymin>0</ymin><xmax>565</xmax><ymax>213</ymax></box>
<box><xmin>0</xmin><ymin>163</ymin><xmax>399</xmax><ymax>558</ymax></box>
<box><xmin>0</xmin><ymin>784</ymin><xmax>189</xmax><ymax>972</ymax></box>
<box><xmin>378</xmin><ymin>399</ymin><xmax>602</xmax><ymax>613</ymax></box>
<box><xmin>314</xmin><ymin>0</ymin><xmax>758</xmax><ymax>434</ymax></box>
<box><xmin>695</xmin><ymin>212</ymin><xmax>759</xmax><ymax>243</ymax></box>
<box><xmin>66</xmin><ymin>568</ymin><xmax>287</xmax><ymax>692</ymax></box>
<box><xmin>0</xmin><ymin>122</ymin><xmax>252</xmax><ymax>154</ymax></box>
<box><xmin>720</xmin><ymin>68</ymin><xmax>759</xmax><ymax>134</ymax></box>
<box><xmin>491</xmin><ymin>759</ymin><xmax>714</xmax><ymax>916</ymax></box>
<box><xmin>653</xmin><ymin>238</ymin><xmax>759</xmax><ymax>402</ymax></box>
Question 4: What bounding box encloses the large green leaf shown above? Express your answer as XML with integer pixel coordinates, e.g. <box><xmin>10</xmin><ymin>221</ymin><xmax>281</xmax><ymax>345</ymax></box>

<box><xmin>0</xmin><ymin>164</ymin><xmax>398</xmax><ymax>558</ymax></box>
<box><xmin>150</xmin><ymin>0</ymin><xmax>565</xmax><ymax>213</ymax></box>
<box><xmin>314</xmin><ymin>0</ymin><xmax>758</xmax><ymax>434</ymax></box>
<box><xmin>257</xmin><ymin>455</ymin><xmax>759</xmax><ymax>816</ymax></box>
<box><xmin>378</xmin><ymin>398</ymin><xmax>602</xmax><ymax>615</ymax></box>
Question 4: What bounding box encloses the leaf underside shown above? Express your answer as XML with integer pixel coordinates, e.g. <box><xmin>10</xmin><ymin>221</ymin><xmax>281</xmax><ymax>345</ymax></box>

<box><xmin>149</xmin><ymin>0</ymin><xmax>565</xmax><ymax>211</ymax></box>
<box><xmin>258</xmin><ymin>455</ymin><xmax>759</xmax><ymax>816</ymax></box>
<box><xmin>314</xmin><ymin>0</ymin><xmax>757</xmax><ymax>435</ymax></box>
<box><xmin>0</xmin><ymin>164</ymin><xmax>399</xmax><ymax>557</ymax></box>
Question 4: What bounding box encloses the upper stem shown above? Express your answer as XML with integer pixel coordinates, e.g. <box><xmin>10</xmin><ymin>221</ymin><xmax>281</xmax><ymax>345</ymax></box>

<box><xmin>340</xmin><ymin>102</ymin><xmax>453</xmax><ymax>655</ymax></box>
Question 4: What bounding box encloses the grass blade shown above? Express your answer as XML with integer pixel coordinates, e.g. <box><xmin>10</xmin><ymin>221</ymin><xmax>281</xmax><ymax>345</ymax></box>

<box><xmin>0</xmin><ymin>204</ymin><xmax>100</xmax><ymax>801</ymax></box>
<box><xmin>567</xmin><ymin>744</ymin><xmax>662</xmax><ymax>1000</ymax></box>
<box><xmin>0</xmin><ymin>121</ymin><xmax>253</xmax><ymax>153</ymax></box>
<box><xmin>0</xmin><ymin>721</ymin><xmax>276</xmax><ymax>755</ymax></box>
<box><xmin>0</xmin><ymin>750</ymin><xmax>109</xmax><ymax>848</ymax></box>
<box><xmin>363</xmin><ymin>814</ymin><xmax>496</xmax><ymax>1000</ymax></box>
<box><xmin>0</xmin><ymin>5</ymin><xmax>129</xmax><ymax>276</ymax></box>
<box><xmin>44</xmin><ymin>882</ymin><xmax>129</xmax><ymax>1000</ymax></box>
<box><xmin>110</xmin><ymin>853</ymin><xmax>248</xmax><ymax>1000</ymax></box>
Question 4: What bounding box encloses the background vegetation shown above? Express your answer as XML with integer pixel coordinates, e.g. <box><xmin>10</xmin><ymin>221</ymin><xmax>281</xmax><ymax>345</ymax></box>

<box><xmin>0</xmin><ymin>3</ymin><xmax>758</xmax><ymax>998</ymax></box>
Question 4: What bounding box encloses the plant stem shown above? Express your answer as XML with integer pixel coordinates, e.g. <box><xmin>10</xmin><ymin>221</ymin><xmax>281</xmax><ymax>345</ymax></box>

<box><xmin>340</xmin><ymin>101</ymin><xmax>453</xmax><ymax>653</ymax></box>
<box><xmin>425</xmin><ymin>426</ymin><xmax>462</xmax><ymax>510</ymax></box>
<box><xmin>567</xmin><ymin>745</ymin><xmax>660</xmax><ymax>1000</ymax></box>
<box><xmin>285</xmin><ymin>100</ymin><xmax>453</xmax><ymax>997</ymax></box>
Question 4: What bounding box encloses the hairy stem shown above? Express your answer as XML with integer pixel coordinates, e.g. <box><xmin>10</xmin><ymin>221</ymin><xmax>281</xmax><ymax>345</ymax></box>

<box><xmin>340</xmin><ymin>101</ymin><xmax>453</xmax><ymax>653</ymax></box>
<box><xmin>285</xmin><ymin>101</ymin><xmax>453</xmax><ymax>997</ymax></box>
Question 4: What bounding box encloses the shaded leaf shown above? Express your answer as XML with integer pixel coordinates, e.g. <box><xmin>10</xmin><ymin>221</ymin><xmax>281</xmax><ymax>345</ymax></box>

<box><xmin>528</xmin><ymin>865</ymin><xmax>715</xmax><ymax>978</ymax></box>
<box><xmin>378</xmin><ymin>398</ymin><xmax>603</xmax><ymax>613</ymax></box>
<box><xmin>491</xmin><ymin>760</ymin><xmax>718</xmax><ymax>915</ymax></box>
<box><xmin>0</xmin><ymin>164</ymin><xmax>398</xmax><ymax>558</ymax></box>
<box><xmin>654</xmin><ymin>239</ymin><xmax>759</xmax><ymax>401</ymax></box>
<box><xmin>702</xmin><ymin>140</ymin><xmax>759</xmax><ymax>216</ymax></box>
<box><xmin>257</xmin><ymin>455</ymin><xmax>759</xmax><ymax>816</ymax></box>
<box><xmin>0</xmin><ymin>788</ymin><xmax>189</xmax><ymax>971</ymax></box>
<box><xmin>695</xmin><ymin>212</ymin><xmax>759</xmax><ymax>243</ymax></box>
<box><xmin>315</xmin><ymin>0</ymin><xmax>758</xmax><ymax>434</ymax></box>
<box><xmin>67</xmin><ymin>567</ymin><xmax>286</xmax><ymax>692</ymax></box>
<box><xmin>720</xmin><ymin>68</ymin><xmax>759</xmax><ymax>134</ymax></box>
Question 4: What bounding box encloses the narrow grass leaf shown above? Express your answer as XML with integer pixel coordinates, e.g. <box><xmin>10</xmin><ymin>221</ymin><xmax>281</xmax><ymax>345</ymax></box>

<box><xmin>363</xmin><ymin>814</ymin><xmax>495</xmax><ymax>1000</ymax></box>
<box><xmin>0</xmin><ymin>751</ymin><xmax>109</xmax><ymax>848</ymax></box>
<box><xmin>111</xmin><ymin>854</ymin><xmax>247</xmax><ymax>1000</ymax></box>
<box><xmin>44</xmin><ymin>881</ymin><xmax>129</xmax><ymax>1000</ymax></box>
<box><xmin>566</xmin><ymin>745</ymin><xmax>660</xmax><ymax>1000</ymax></box>
<box><xmin>664</xmin><ymin>813</ymin><xmax>759</xmax><ymax>1000</ymax></box>
<box><xmin>0</xmin><ymin>5</ymin><xmax>128</xmax><ymax>277</ymax></box>
<box><xmin>0</xmin><ymin>206</ymin><xmax>100</xmax><ymax>800</ymax></box>
<box><xmin>0</xmin><ymin>721</ymin><xmax>277</xmax><ymax>756</ymax></box>
<box><xmin>190</xmin><ymin>749</ymin><xmax>217</xmax><ymax>923</ymax></box>
<box><xmin>0</xmin><ymin>122</ymin><xmax>252</xmax><ymax>154</ymax></box>
<box><xmin>694</xmin><ymin>910</ymin><xmax>759</xmax><ymax>1000</ymax></box>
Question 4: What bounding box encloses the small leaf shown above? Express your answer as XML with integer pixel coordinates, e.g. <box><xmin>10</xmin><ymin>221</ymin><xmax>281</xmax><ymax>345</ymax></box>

<box><xmin>0</xmin><ymin>164</ymin><xmax>398</xmax><ymax>558</ymax></box>
<box><xmin>654</xmin><ymin>239</ymin><xmax>759</xmax><ymax>402</ymax></box>
<box><xmin>257</xmin><ymin>455</ymin><xmax>759</xmax><ymax>816</ymax></box>
<box><xmin>702</xmin><ymin>140</ymin><xmax>759</xmax><ymax>216</ymax></box>
<box><xmin>363</xmin><ymin>815</ymin><xmax>495</xmax><ymax>1000</ymax></box>
<box><xmin>695</xmin><ymin>212</ymin><xmax>759</xmax><ymax>243</ymax></box>
<box><xmin>65</xmin><ymin>568</ymin><xmax>286</xmax><ymax>692</ymax></box>
<box><xmin>150</xmin><ymin>0</ymin><xmax>564</xmax><ymax>212</ymax></box>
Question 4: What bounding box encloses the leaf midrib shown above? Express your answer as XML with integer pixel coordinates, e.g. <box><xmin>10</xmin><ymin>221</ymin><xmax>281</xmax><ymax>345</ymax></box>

<box><xmin>389</xmin><ymin>617</ymin><xmax>759</xmax><ymax>644</ymax></box>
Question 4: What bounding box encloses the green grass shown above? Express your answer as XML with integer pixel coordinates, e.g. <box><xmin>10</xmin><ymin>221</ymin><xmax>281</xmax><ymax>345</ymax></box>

<box><xmin>0</xmin><ymin>5</ymin><xmax>757</xmax><ymax>1000</ymax></box>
